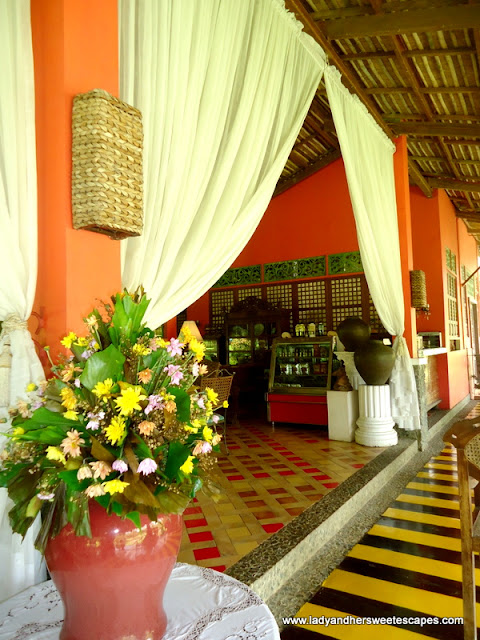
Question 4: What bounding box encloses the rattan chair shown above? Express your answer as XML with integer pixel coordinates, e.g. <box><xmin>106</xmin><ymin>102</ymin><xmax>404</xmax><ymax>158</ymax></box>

<box><xmin>199</xmin><ymin>370</ymin><xmax>234</xmax><ymax>453</ymax></box>
<box><xmin>444</xmin><ymin>417</ymin><xmax>480</xmax><ymax>640</ymax></box>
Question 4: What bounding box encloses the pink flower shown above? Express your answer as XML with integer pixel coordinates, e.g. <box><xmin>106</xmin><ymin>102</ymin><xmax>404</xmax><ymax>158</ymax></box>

<box><xmin>137</xmin><ymin>458</ymin><xmax>158</xmax><ymax>475</ymax></box>
<box><xmin>112</xmin><ymin>459</ymin><xmax>128</xmax><ymax>473</ymax></box>
<box><xmin>37</xmin><ymin>492</ymin><xmax>55</xmax><ymax>501</ymax></box>
<box><xmin>192</xmin><ymin>441</ymin><xmax>213</xmax><ymax>456</ymax></box>
<box><xmin>196</xmin><ymin>396</ymin><xmax>206</xmax><ymax>409</ymax></box>
<box><xmin>192</xmin><ymin>362</ymin><xmax>200</xmax><ymax>377</ymax></box>
<box><xmin>60</xmin><ymin>430</ymin><xmax>85</xmax><ymax>458</ymax></box>
<box><xmin>145</xmin><ymin>394</ymin><xmax>164</xmax><ymax>415</ymax></box>
<box><xmin>138</xmin><ymin>420</ymin><xmax>156</xmax><ymax>436</ymax></box>
<box><xmin>166</xmin><ymin>338</ymin><xmax>183</xmax><ymax>357</ymax></box>
<box><xmin>89</xmin><ymin>460</ymin><xmax>112</xmax><ymax>480</ymax></box>
<box><xmin>85</xmin><ymin>484</ymin><xmax>105</xmax><ymax>498</ymax></box>
<box><xmin>163</xmin><ymin>364</ymin><xmax>183</xmax><ymax>385</ymax></box>
<box><xmin>212</xmin><ymin>414</ymin><xmax>220</xmax><ymax>424</ymax></box>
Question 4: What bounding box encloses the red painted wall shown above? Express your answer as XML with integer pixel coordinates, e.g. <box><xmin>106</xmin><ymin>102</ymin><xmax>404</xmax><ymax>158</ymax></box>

<box><xmin>189</xmin><ymin>157</ymin><xmax>359</xmax><ymax>331</ymax></box>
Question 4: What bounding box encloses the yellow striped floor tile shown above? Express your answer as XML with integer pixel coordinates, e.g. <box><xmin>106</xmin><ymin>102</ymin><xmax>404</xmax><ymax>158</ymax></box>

<box><xmin>281</xmin><ymin>439</ymin><xmax>476</xmax><ymax>640</ymax></box>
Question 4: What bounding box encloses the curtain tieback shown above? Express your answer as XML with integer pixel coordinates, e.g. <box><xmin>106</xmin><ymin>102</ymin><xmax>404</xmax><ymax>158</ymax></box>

<box><xmin>1</xmin><ymin>314</ymin><xmax>28</xmax><ymax>337</ymax></box>
<box><xmin>0</xmin><ymin>314</ymin><xmax>28</xmax><ymax>408</ymax></box>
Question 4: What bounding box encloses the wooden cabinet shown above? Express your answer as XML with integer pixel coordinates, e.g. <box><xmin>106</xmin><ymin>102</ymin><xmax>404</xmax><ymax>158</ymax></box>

<box><xmin>266</xmin><ymin>336</ymin><xmax>334</xmax><ymax>426</ymax></box>
<box><xmin>224</xmin><ymin>297</ymin><xmax>290</xmax><ymax>420</ymax></box>
<box><xmin>225</xmin><ymin>297</ymin><xmax>290</xmax><ymax>369</ymax></box>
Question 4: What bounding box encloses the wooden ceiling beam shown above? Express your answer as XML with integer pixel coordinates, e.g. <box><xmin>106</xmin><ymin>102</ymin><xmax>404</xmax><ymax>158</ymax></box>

<box><xmin>394</xmin><ymin>122</ymin><xmax>480</xmax><ymax>137</ymax></box>
<box><xmin>410</xmin><ymin>155</ymin><xmax>480</xmax><ymax>165</ymax></box>
<box><xmin>366</xmin><ymin>86</ymin><xmax>480</xmax><ymax>94</ymax></box>
<box><xmin>322</xmin><ymin>6</ymin><xmax>480</xmax><ymax>40</ymax></box>
<box><xmin>429</xmin><ymin>177</ymin><xmax>480</xmax><ymax>192</ymax></box>
<box><xmin>341</xmin><ymin>46</ymin><xmax>474</xmax><ymax>61</ymax></box>
<box><xmin>384</xmin><ymin>113</ymin><xmax>480</xmax><ymax>122</ymax></box>
<box><xmin>273</xmin><ymin>149</ymin><xmax>342</xmax><ymax>197</ymax></box>
<box><xmin>285</xmin><ymin>0</ymin><xmax>433</xmax><ymax>198</ymax></box>
<box><xmin>409</xmin><ymin>161</ymin><xmax>434</xmax><ymax>196</ymax></box>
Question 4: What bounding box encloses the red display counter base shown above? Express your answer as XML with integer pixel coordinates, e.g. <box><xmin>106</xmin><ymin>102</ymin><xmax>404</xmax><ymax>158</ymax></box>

<box><xmin>266</xmin><ymin>393</ymin><xmax>328</xmax><ymax>426</ymax></box>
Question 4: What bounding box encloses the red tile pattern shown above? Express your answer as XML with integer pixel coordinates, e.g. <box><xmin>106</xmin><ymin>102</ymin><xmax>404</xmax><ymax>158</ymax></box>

<box><xmin>177</xmin><ymin>420</ymin><xmax>385</xmax><ymax>571</ymax></box>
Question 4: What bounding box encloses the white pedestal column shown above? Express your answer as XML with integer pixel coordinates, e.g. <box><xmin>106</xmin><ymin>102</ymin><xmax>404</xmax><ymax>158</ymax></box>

<box><xmin>327</xmin><ymin>390</ymin><xmax>359</xmax><ymax>442</ymax></box>
<box><xmin>355</xmin><ymin>384</ymin><xmax>398</xmax><ymax>447</ymax></box>
<box><xmin>334</xmin><ymin>351</ymin><xmax>365</xmax><ymax>390</ymax></box>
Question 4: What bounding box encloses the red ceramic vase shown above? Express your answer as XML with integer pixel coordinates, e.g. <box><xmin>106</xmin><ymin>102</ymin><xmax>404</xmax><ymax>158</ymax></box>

<box><xmin>45</xmin><ymin>500</ymin><xmax>183</xmax><ymax>640</ymax></box>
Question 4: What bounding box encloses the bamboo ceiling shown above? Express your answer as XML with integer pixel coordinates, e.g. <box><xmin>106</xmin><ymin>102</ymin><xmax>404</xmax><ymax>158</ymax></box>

<box><xmin>279</xmin><ymin>0</ymin><xmax>480</xmax><ymax>242</ymax></box>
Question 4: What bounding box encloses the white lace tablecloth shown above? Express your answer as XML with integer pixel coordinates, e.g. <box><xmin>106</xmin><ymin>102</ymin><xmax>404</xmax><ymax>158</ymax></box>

<box><xmin>0</xmin><ymin>563</ymin><xmax>280</xmax><ymax>640</ymax></box>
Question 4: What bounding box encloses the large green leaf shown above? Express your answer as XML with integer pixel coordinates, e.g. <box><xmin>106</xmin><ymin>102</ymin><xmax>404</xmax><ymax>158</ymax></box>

<box><xmin>79</xmin><ymin>343</ymin><xmax>125</xmax><ymax>390</ymax></box>
<box><xmin>167</xmin><ymin>387</ymin><xmax>191</xmax><ymax>422</ymax></box>
<box><xmin>18</xmin><ymin>407</ymin><xmax>79</xmax><ymax>431</ymax></box>
<box><xmin>16</xmin><ymin>426</ymin><xmax>69</xmax><ymax>445</ymax></box>
<box><xmin>164</xmin><ymin>441</ymin><xmax>190</xmax><ymax>480</ymax></box>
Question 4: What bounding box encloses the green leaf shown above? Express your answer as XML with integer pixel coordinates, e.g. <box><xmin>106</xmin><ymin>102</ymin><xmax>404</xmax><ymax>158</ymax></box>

<box><xmin>19</xmin><ymin>407</ymin><xmax>79</xmax><ymax>431</ymax></box>
<box><xmin>66</xmin><ymin>490</ymin><xmax>91</xmax><ymax>537</ymax></box>
<box><xmin>111</xmin><ymin>501</ymin><xmax>123</xmax><ymax>516</ymax></box>
<box><xmin>132</xmin><ymin>432</ymin><xmax>152</xmax><ymax>460</ymax></box>
<box><xmin>123</xmin><ymin>472</ymin><xmax>160</xmax><ymax>508</ymax></box>
<box><xmin>58</xmin><ymin>469</ymin><xmax>83</xmax><ymax>492</ymax></box>
<box><xmin>167</xmin><ymin>387</ymin><xmax>191</xmax><ymax>422</ymax></box>
<box><xmin>80</xmin><ymin>344</ymin><xmax>125</xmax><ymax>390</ymax></box>
<box><xmin>164</xmin><ymin>441</ymin><xmax>191</xmax><ymax>479</ymax></box>
<box><xmin>16</xmin><ymin>426</ymin><xmax>68</xmax><ymax>446</ymax></box>
<box><xmin>125</xmin><ymin>510</ymin><xmax>141</xmax><ymax>529</ymax></box>
<box><xmin>154</xmin><ymin>488</ymin><xmax>191</xmax><ymax>514</ymax></box>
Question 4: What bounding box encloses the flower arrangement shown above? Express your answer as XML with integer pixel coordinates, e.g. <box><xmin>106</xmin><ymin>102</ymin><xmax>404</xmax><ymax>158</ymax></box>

<box><xmin>0</xmin><ymin>290</ymin><xmax>223</xmax><ymax>552</ymax></box>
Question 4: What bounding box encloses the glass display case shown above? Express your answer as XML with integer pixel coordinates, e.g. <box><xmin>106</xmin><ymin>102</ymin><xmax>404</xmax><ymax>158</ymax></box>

<box><xmin>268</xmin><ymin>337</ymin><xmax>334</xmax><ymax>394</ymax></box>
<box><xmin>267</xmin><ymin>336</ymin><xmax>335</xmax><ymax>426</ymax></box>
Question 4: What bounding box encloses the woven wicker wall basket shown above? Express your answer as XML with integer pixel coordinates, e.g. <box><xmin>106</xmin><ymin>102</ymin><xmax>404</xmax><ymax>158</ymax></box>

<box><xmin>72</xmin><ymin>89</ymin><xmax>143</xmax><ymax>239</ymax></box>
<box><xmin>410</xmin><ymin>269</ymin><xmax>427</xmax><ymax>309</ymax></box>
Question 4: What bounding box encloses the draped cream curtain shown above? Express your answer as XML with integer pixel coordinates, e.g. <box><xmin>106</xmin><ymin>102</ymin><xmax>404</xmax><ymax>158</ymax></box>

<box><xmin>119</xmin><ymin>0</ymin><xmax>327</xmax><ymax>327</ymax></box>
<box><xmin>324</xmin><ymin>66</ymin><xmax>420</xmax><ymax>430</ymax></box>
<box><xmin>0</xmin><ymin>0</ymin><xmax>46</xmax><ymax>601</ymax></box>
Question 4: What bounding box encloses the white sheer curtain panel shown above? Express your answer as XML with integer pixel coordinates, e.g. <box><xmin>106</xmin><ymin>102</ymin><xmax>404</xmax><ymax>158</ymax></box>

<box><xmin>324</xmin><ymin>66</ymin><xmax>420</xmax><ymax>431</ymax></box>
<box><xmin>0</xmin><ymin>0</ymin><xmax>46</xmax><ymax>602</ymax></box>
<box><xmin>119</xmin><ymin>0</ymin><xmax>326</xmax><ymax>327</ymax></box>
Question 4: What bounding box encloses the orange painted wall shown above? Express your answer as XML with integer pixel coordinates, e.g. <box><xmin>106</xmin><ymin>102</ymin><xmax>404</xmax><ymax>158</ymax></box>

<box><xmin>411</xmin><ymin>186</ymin><xmax>477</xmax><ymax>408</ymax></box>
<box><xmin>30</xmin><ymin>0</ymin><xmax>121</xmax><ymax>363</ymax></box>
<box><xmin>189</xmin><ymin>157</ymin><xmax>359</xmax><ymax>331</ymax></box>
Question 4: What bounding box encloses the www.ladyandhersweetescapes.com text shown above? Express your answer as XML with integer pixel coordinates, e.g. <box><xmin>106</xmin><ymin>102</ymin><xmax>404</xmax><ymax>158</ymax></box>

<box><xmin>282</xmin><ymin>615</ymin><xmax>463</xmax><ymax>627</ymax></box>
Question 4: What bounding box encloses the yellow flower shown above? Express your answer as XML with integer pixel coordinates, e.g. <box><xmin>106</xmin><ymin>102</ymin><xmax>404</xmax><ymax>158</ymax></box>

<box><xmin>12</xmin><ymin>427</ymin><xmax>25</xmax><ymax>439</ymax></box>
<box><xmin>132</xmin><ymin>343</ymin><xmax>152</xmax><ymax>356</ymax></box>
<box><xmin>102</xmin><ymin>479</ymin><xmax>129</xmax><ymax>495</ymax></box>
<box><xmin>180</xmin><ymin>326</ymin><xmax>193</xmax><ymax>343</ymax></box>
<box><xmin>104</xmin><ymin>416</ymin><xmax>127</xmax><ymax>445</ymax></box>
<box><xmin>64</xmin><ymin>410</ymin><xmax>79</xmax><ymax>421</ymax></box>
<box><xmin>93</xmin><ymin>378</ymin><xmax>114</xmax><ymax>399</ymax></box>
<box><xmin>202</xmin><ymin>426</ymin><xmax>213</xmax><ymax>442</ymax></box>
<box><xmin>155</xmin><ymin>337</ymin><xmax>168</xmax><ymax>349</ymax></box>
<box><xmin>60</xmin><ymin>332</ymin><xmax>77</xmax><ymax>349</ymax></box>
<box><xmin>26</xmin><ymin>383</ymin><xmax>36</xmax><ymax>392</ymax></box>
<box><xmin>46</xmin><ymin>446</ymin><xmax>66</xmax><ymax>464</ymax></box>
<box><xmin>205</xmin><ymin>388</ymin><xmax>218</xmax><ymax>405</ymax></box>
<box><xmin>74</xmin><ymin>336</ymin><xmax>89</xmax><ymax>347</ymax></box>
<box><xmin>189</xmin><ymin>338</ymin><xmax>205</xmax><ymax>361</ymax></box>
<box><xmin>60</xmin><ymin>387</ymin><xmax>77</xmax><ymax>410</ymax></box>
<box><xmin>184</xmin><ymin>425</ymin><xmax>199</xmax><ymax>433</ymax></box>
<box><xmin>180</xmin><ymin>456</ymin><xmax>195</xmax><ymax>475</ymax></box>
<box><xmin>115</xmin><ymin>387</ymin><xmax>146</xmax><ymax>416</ymax></box>
<box><xmin>222</xmin><ymin>400</ymin><xmax>229</xmax><ymax>408</ymax></box>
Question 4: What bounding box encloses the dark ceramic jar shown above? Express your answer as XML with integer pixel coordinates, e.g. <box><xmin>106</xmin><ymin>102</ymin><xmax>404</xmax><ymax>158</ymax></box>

<box><xmin>354</xmin><ymin>339</ymin><xmax>395</xmax><ymax>385</ymax></box>
<box><xmin>336</xmin><ymin>316</ymin><xmax>371</xmax><ymax>352</ymax></box>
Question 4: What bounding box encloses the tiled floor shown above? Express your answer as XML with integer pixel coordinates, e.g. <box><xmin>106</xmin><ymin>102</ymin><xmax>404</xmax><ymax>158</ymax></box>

<box><xmin>177</xmin><ymin>420</ymin><xmax>386</xmax><ymax>572</ymax></box>
<box><xmin>280</xmin><ymin>403</ymin><xmax>480</xmax><ymax>639</ymax></box>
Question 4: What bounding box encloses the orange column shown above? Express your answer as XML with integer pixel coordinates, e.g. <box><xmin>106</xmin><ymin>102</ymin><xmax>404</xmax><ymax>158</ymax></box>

<box><xmin>30</xmin><ymin>0</ymin><xmax>121</xmax><ymax>363</ymax></box>
<box><xmin>394</xmin><ymin>136</ymin><xmax>417</xmax><ymax>356</ymax></box>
